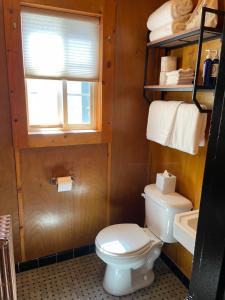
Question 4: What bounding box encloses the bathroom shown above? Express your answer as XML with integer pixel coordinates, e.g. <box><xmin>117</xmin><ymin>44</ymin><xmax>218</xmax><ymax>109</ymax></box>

<box><xmin>0</xmin><ymin>0</ymin><xmax>225</xmax><ymax>299</ymax></box>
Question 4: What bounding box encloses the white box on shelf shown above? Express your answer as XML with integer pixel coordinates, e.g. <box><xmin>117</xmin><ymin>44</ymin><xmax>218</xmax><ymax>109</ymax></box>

<box><xmin>156</xmin><ymin>171</ymin><xmax>176</xmax><ymax>194</ymax></box>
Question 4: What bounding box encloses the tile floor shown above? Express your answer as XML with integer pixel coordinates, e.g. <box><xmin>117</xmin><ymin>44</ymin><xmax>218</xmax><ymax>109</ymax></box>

<box><xmin>16</xmin><ymin>253</ymin><xmax>187</xmax><ymax>300</ymax></box>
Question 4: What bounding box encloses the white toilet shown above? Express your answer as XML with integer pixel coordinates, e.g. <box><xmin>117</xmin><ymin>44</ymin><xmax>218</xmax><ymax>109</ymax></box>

<box><xmin>95</xmin><ymin>184</ymin><xmax>192</xmax><ymax>296</ymax></box>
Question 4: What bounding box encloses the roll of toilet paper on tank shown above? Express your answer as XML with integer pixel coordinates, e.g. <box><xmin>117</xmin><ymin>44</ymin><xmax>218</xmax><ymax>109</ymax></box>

<box><xmin>57</xmin><ymin>176</ymin><xmax>73</xmax><ymax>192</ymax></box>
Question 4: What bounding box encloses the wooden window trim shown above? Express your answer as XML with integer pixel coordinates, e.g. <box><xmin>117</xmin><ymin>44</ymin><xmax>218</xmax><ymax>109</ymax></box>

<box><xmin>26</xmin><ymin>80</ymin><xmax>99</xmax><ymax>133</ymax></box>
<box><xmin>3</xmin><ymin>0</ymin><xmax>115</xmax><ymax>149</ymax></box>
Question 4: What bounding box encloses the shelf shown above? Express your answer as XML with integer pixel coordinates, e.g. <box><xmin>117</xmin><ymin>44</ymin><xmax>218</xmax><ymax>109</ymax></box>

<box><xmin>143</xmin><ymin>7</ymin><xmax>225</xmax><ymax>112</ymax></box>
<box><xmin>147</xmin><ymin>27</ymin><xmax>222</xmax><ymax>49</ymax></box>
<box><xmin>144</xmin><ymin>85</ymin><xmax>215</xmax><ymax>93</ymax></box>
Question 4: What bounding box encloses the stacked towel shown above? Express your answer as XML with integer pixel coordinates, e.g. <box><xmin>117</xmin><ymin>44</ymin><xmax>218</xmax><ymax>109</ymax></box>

<box><xmin>149</xmin><ymin>15</ymin><xmax>191</xmax><ymax>42</ymax></box>
<box><xmin>147</xmin><ymin>0</ymin><xmax>193</xmax><ymax>42</ymax></box>
<box><xmin>165</xmin><ymin>68</ymin><xmax>194</xmax><ymax>85</ymax></box>
<box><xmin>146</xmin><ymin>101</ymin><xmax>207</xmax><ymax>155</ymax></box>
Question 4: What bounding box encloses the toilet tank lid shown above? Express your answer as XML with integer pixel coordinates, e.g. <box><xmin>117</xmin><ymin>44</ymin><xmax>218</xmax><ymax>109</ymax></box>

<box><xmin>144</xmin><ymin>184</ymin><xmax>193</xmax><ymax>210</ymax></box>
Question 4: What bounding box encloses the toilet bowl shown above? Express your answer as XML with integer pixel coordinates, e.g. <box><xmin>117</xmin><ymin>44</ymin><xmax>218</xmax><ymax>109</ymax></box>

<box><xmin>95</xmin><ymin>224</ymin><xmax>162</xmax><ymax>296</ymax></box>
<box><xmin>95</xmin><ymin>184</ymin><xmax>193</xmax><ymax>296</ymax></box>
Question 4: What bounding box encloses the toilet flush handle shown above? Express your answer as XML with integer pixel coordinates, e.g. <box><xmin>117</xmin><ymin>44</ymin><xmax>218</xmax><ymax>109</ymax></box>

<box><xmin>141</xmin><ymin>193</ymin><xmax>146</xmax><ymax>199</ymax></box>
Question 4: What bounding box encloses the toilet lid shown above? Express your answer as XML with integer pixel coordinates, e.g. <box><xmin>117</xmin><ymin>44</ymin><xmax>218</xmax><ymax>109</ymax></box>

<box><xmin>95</xmin><ymin>224</ymin><xmax>152</xmax><ymax>255</ymax></box>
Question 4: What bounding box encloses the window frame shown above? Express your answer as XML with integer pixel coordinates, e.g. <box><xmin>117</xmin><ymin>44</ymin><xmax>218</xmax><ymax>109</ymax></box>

<box><xmin>25</xmin><ymin>79</ymin><xmax>99</xmax><ymax>133</ymax></box>
<box><xmin>21</xmin><ymin>6</ymin><xmax>102</xmax><ymax>134</ymax></box>
<box><xmin>3</xmin><ymin>1</ymin><xmax>114</xmax><ymax>149</ymax></box>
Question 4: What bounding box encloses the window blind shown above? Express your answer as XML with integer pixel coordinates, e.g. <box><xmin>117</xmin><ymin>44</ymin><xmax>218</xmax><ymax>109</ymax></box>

<box><xmin>21</xmin><ymin>8</ymin><xmax>100</xmax><ymax>81</ymax></box>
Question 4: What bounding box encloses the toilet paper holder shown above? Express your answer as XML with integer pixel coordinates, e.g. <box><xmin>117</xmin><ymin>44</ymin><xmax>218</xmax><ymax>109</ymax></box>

<box><xmin>49</xmin><ymin>176</ymin><xmax>75</xmax><ymax>185</ymax></box>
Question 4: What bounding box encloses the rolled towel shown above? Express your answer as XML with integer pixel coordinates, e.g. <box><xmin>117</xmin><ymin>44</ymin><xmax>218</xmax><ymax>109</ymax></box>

<box><xmin>186</xmin><ymin>0</ymin><xmax>218</xmax><ymax>30</ymax></box>
<box><xmin>146</xmin><ymin>100</ymin><xmax>183</xmax><ymax>145</ymax></box>
<box><xmin>168</xmin><ymin>103</ymin><xmax>207</xmax><ymax>155</ymax></box>
<box><xmin>147</xmin><ymin>0</ymin><xmax>193</xmax><ymax>32</ymax></box>
<box><xmin>149</xmin><ymin>15</ymin><xmax>191</xmax><ymax>42</ymax></box>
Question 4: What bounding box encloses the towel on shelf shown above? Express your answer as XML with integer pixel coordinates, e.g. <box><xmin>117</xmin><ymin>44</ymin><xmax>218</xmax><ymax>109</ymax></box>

<box><xmin>147</xmin><ymin>0</ymin><xmax>193</xmax><ymax>32</ymax></box>
<box><xmin>166</xmin><ymin>77</ymin><xmax>194</xmax><ymax>85</ymax></box>
<box><xmin>165</xmin><ymin>68</ymin><xmax>194</xmax><ymax>85</ymax></box>
<box><xmin>149</xmin><ymin>15</ymin><xmax>190</xmax><ymax>42</ymax></box>
<box><xmin>186</xmin><ymin>0</ymin><xmax>218</xmax><ymax>30</ymax></box>
<box><xmin>166</xmin><ymin>68</ymin><xmax>194</xmax><ymax>77</ymax></box>
<box><xmin>168</xmin><ymin>103</ymin><xmax>207</xmax><ymax>154</ymax></box>
<box><xmin>146</xmin><ymin>100</ymin><xmax>183</xmax><ymax>145</ymax></box>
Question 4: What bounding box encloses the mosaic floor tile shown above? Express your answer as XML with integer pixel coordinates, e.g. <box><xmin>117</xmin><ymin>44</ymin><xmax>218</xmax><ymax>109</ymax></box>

<box><xmin>17</xmin><ymin>253</ymin><xmax>187</xmax><ymax>300</ymax></box>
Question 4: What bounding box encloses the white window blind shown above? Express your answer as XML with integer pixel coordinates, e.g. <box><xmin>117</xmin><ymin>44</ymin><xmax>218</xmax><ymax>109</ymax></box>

<box><xmin>21</xmin><ymin>8</ymin><xmax>100</xmax><ymax>81</ymax></box>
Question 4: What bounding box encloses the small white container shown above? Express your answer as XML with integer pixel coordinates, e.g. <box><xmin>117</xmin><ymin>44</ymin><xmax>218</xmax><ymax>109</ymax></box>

<box><xmin>156</xmin><ymin>170</ymin><xmax>176</xmax><ymax>194</ymax></box>
<box><xmin>161</xmin><ymin>56</ymin><xmax>177</xmax><ymax>72</ymax></box>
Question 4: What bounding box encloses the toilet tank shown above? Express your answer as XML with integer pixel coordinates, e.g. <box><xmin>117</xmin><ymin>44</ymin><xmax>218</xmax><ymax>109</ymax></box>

<box><xmin>143</xmin><ymin>184</ymin><xmax>192</xmax><ymax>243</ymax></box>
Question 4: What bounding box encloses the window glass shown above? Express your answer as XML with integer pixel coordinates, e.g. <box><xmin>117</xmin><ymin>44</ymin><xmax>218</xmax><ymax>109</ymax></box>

<box><xmin>67</xmin><ymin>81</ymin><xmax>91</xmax><ymax>124</ymax></box>
<box><xmin>26</xmin><ymin>79</ymin><xmax>62</xmax><ymax>126</ymax></box>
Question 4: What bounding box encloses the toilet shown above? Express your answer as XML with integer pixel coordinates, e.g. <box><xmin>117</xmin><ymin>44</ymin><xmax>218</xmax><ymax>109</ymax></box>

<box><xmin>95</xmin><ymin>184</ymin><xmax>192</xmax><ymax>296</ymax></box>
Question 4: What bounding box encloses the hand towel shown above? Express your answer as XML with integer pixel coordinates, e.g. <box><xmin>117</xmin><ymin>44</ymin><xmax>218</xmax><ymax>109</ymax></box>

<box><xmin>147</xmin><ymin>0</ymin><xmax>193</xmax><ymax>32</ymax></box>
<box><xmin>168</xmin><ymin>103</ymin><xmax>207</xmax><ymax>154</ymax></box>
<box><xmin>147</xmin><ymin>100</ymin><xmax>183</xmax><ymax>145</ymax></box>
<box><xmin>149</xmin><ymin>17</ymin><xmax>189</xmax><ymax>42</ymax></box>
<box><xmin>186</xmin><ymin>0</ymin><xmax>218</xmax><ymax>30</ymax></box>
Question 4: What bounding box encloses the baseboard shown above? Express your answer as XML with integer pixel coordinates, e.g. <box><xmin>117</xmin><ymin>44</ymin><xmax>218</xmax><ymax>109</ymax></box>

<box><xmin>16</xmin><ymin>244</ymin><xmax>95</xmax><ymax>273</ymax></box>
<box><xmin>160</xmin><ymin>252</ymin><xmax>190</xmax><ymax>289</ymax></box>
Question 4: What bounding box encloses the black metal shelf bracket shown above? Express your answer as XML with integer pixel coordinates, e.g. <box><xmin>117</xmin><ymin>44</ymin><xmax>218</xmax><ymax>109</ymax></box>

<box><xmin>143</xmin><ymin>30</ymin><xmax>151</xmax><ymax>104</ymax></box>
<box><xmin>143</xmin><ymin>7</ymin><xmax>225</xmax><ymax>113</ymax></box>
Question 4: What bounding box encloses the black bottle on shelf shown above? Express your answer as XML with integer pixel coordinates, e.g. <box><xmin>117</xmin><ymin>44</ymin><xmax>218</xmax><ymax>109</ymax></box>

<box><xmin>211</xmin><ymin>50</ymin><xmax>219</xmax><ymax>89</ymax></box>
<box><xmin>203</xmin><ymin>50</ymin><xmax>213</xmax><ymax>88</ymax></box>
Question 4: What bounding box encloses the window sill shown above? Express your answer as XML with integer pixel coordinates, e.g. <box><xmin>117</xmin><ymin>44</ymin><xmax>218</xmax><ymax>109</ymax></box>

<box><xmin>28</xmin><ymin>129</ymin><xmax>101</xmax><ymax>135</ymax></box>
<box><xmin>25</xmin><ymin>129</ymin><xmax>111</xmax><ymax>148</ymax></box>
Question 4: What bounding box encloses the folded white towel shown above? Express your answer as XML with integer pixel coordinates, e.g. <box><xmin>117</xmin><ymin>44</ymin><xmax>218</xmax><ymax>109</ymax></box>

<box><xmin>147</xmin><ymin>100</ymin><xmax>183</xmax><ymax>145</ymax></box>
<box><xmin>166</xmin><ymin>68</ymin><xmax>194</xmax><ymax>77</ymax></box>
<box><xmin>149</xmin><ymin>18</ymin><xmax>189</xmax><ymax>41</ymax></box>
<box><xmin>166</xmin><ymin>77</ymin><xmax>194</xmax><ymax>84</ymax></box>
<box><xmin>166</xmin><ymin>74</ymin><xmax>194</xmax><ymax>79</ymax></box>
<box><xmin>168</xmin><ymin>103</ymin><xmax>207</xmax><ymax>154</ymax></box>
<box><xmin>147</xmin><ymin>0</ymin><xmax>193</xmax><ymax>32</ymax></box>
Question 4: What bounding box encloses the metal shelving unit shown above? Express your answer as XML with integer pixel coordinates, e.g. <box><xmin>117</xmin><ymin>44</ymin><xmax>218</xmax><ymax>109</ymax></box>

<box><xmin>143</xmin><ymin>7</ymin><xmax>225</xmax><ymax>113</ymax></box>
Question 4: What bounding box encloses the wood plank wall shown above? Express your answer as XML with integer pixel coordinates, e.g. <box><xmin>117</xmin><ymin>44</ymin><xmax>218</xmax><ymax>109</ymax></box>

<box><xmin>0</xmin><ymin>0</ymin><xmax>20</xmax><ymax>261</ymax></box>
<box><xmin>110</xmin><ymin>0</ymin><xmax>164</xmax><ymax>225</ymax></box>
<box><xmin>0</xmin><ymin>0</ymin><xmax>162</xmax><ymax>262</ymax></box>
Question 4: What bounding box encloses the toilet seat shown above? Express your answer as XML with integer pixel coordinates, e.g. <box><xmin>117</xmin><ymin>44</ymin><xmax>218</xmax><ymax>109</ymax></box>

<box><xmin>95</xmin><ymin>224</ymin><xmax>161</xmax><ymax>258</ymax></box>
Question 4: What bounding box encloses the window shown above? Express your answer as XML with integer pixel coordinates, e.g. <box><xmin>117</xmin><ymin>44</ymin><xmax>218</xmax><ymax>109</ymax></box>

<box><xmin>21</xmin><ymin>7</ymin><xmax>101</xmax><ymax>133</ymax></box>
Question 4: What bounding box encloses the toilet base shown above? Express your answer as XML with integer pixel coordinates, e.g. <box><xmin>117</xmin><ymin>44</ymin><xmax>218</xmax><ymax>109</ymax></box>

<box><xmin>103</xmin><ymin>264</ymin><xmax>155</xmax><ymax>296</ymax></box>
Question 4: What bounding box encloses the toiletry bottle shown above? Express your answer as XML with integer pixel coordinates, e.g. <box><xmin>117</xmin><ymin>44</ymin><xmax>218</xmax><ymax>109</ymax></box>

<box><xmin>211</xmin><ymin>50</ymin><xmax>219</xmax><ymax>88</ymax></box>
<box><xmin>203</xmin><ymin>50</ymin><xmax>213</xmax><ymax>88</ymax></box>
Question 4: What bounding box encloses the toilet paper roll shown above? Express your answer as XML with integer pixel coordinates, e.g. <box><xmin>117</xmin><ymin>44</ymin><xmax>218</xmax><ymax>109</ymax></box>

<box><xmin>57</xmin><ymin>176</ymin><xmax>73</xmax><ymax>192</ymax></box>
<box><xmin>161</xmin><ymin>56</ymin><xmax>177</xmax><ymax>72</ymax></box>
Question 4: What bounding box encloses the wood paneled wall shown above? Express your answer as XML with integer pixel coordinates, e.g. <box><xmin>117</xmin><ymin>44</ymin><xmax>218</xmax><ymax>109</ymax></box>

<box><xmin>1</xmin><ymin>0</ymin><xmax>164</xmax><ymax>262</ymax></box>
<box><xmin>0</xmin><ymin>0</ymin><xmax>20</xmax><ymax>261</ymax></box>
<box><xmin>110</xmin><ymin>0</ymin><xmax>164</xmax><ymax>225</ymax></box>
<box><xmin>2</xmin><ymin>0</ymin><xmax>116</xmax><ymax>261</ymax></box>
<box><xmin>21</xmin><ymin>145</ymin><xmax>108</xmax><ymax>259</ymax></box>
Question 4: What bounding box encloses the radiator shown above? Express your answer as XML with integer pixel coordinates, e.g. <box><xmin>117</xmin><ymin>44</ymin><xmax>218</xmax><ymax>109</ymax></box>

<box><xmin>0</xmin><ymin>215</ymin><xmax>17</xmax><ymax>300</ymax></box>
